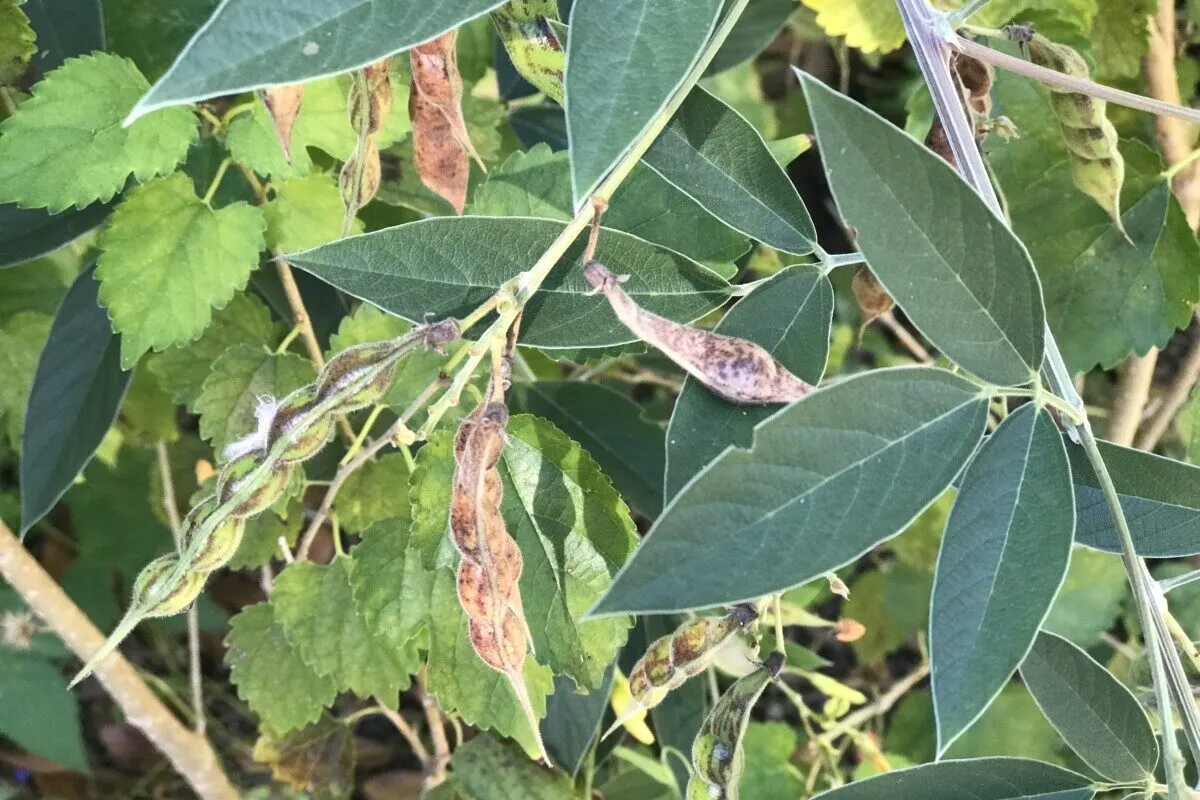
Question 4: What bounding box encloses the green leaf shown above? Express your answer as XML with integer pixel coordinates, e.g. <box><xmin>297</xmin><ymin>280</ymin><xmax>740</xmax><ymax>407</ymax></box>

<box><xmin>264</xmin><ymin>172</ymin><xmax>359</xmax><ymax>253</ymax></box>
<box><xmin>1070</xmin><ymin>439</ymin><xmax>1200</xmax><ymax>557</ymax></box>
<box><xmin>22</xmin><ymin>0</ymin><xmax>104</xmax><ymax>73</ymax></box>
<box><xmin>96</xmin><ymin>173</ymin><xmax>266</xmax><ymax>367</ymax></box>
<box><xmin>541</xmin><ymin>669</ymin><xmax>612</xmax><ymax>777</ymax></box>
<box><xmin>130</xmin><ymin>0</ymin><xmax>507</xmax><ymax>118</ymax></box>
<box><xmin>800</xmin><ymin>73</ymin><xmax>1045</xmax><ymax>386</ymax></box>
<box><xmin>642</xmin><ymin>88</ymin><xmax>816</xmax><ymax>256</ymax></box>
<box><xmin>0</xmin><ymin>200</ymin><xmax>113</xmax><ymax>269</ymax></box>
<box><xmin>564</xmin><ymin>0</ymin><xmax>723</xmax><ymax>204</ymax></box>
<box><xmin>20</xmin><ymin>264</ymin><xmax>133</xmax><ymax>534</ymax></box>
<box><xmin>120</xmin><ymin>368</ymin><xmax>180</xmax><ymax>443</ymax></box>
<box><xmin>1090</xmin><ymin>0</ymin><xmax>1152</xmax><ymax>79</ymax></box>
<box><xmin>497</xmin><ymin>415</ymin><xmax>638</xmax><ymax>690</ymax></box>
<box><xmin>930</xmin><ymin>405</ymin><xmax>1074</xmax><ymax>755</ymax></box>
<box><xmin>513</xmin><ymin>381</ymin><xmax>665</xmax><ymax>518</ymax></box>
<box><xmin>192</xmin><ymin>345</ymin><xmax>315</xmax><ymax>459</ymax></box>
<box><xmin>272</xmin><ymin>557</ymin><xmax>417</xmax><ymax>704</ymax></box>
<box><xmin>740</xmin><ymin>722</ymin><xmax>804</xmax><ymax>800</ymax></box>
<box><xmin>664</xmin><ymin>265</ymin><xmax>832</xmax><ymax>501</ymax></box>
<box><xmin>225</xmin><ymin>100</ymin><xmax>314</xmax><ymax>180</ymax></box>
<box><xmin>0</xmin><ymin>311</ymin><xmax>52</xmax><ymax>447</ymax></box>
<box><xmin>809</xmin><ymin>758</ymin><xmax>1093</xmax><ymax>800</ymax></box>
<box><xmin>1044</xmin><ymin>547</ymin><xmax>1127</xmax><ymax>647</ymax></box>
<box><xmin>945</xmin><ymin>684</ymin><xmax>1065</xmax><ymax>763</ymax></box>
<box><xmin>408</xmin><ymin>428</ymin><xmax>457</xmax><ymax>568</ymax></box>
<box><xmin>0</xmin><ymin>257</ymin><xmax>70</xmax><ymax>322</ymax></box>
<box><xmin>348</xmin><ymin>518</ymin><xmax>435</xmax><ymax>657</ymax></box>
<box><xmin>147</xmin><ymin>291</ymin><xmax>282</xmax><ymax>406</ymax></box>
<box><xmin>0</xmin><ymin>654</ymin><xmax>87</xmax><ymax>771</ymax></box>
<box><xmin>1020</xmin><ymin>630</ymin><xmax>1157</xmax><ymax>781</ymax></box>
<box><xmin>228</xmin><ymin>495</ymin><xmax>304</xmax><ymax>569</ymax></box>
<box><xmin>290</xmin><ymin>74</ymin><xmax>410</xmax><ymax>163</ymax></box>
<box><xmin>0</xmin><ymin>53</ymin><xmax>196</xmax><ymax>211</ymax></box>
<box><xmin>706</xmin><ymin>0</ymin><xmax>796</xmax><ymax>75</ymax></box>
<box><xmin>335</xmin><ymin>453</ymin><xmax>411</xmax><ymax>532</ymax></box>
<box><xmin>451</xmin><ymin>733</ymin><xmax>576</xmax><ymax>799</ymax></box>
<box><xmin>469</xmin><ymin>144</ymin><xmax>749</xmax><ymax>270</ymax></box>
<box><xmin>226</xmin><ymin>602</ymin><xmax>338</xmax><ymax>735</ymax></box>
<box><xmin>103</xmin><ymin>0</ymin><xmax>217</xmax><ymax>79</ymax></box>
<box><xmin>0</xmin><ymin>0</ymin><xmax>36</xmax><ymax>85</ymax></box>
<box><xmin>285</xmin><ymin>216</ymin><xmax>731</xmax><ymax>350</ymax></box>
<box><xmin>844</xmin><ymin>563</ymin><xmax>931</xmax><ymax>663</ymax></box>
<box><xmin>592</xmin><ymin>367</ymin><xmax>989</xmax><ymax>615</ymax></box>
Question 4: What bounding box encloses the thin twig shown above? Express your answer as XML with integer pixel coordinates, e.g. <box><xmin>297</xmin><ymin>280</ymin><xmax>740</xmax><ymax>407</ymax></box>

<box><xmin>879</xmin><ymin>312</ymin><xmax>932</xmax><ymax>363</ymax></box>
<box><xmin>155</xmin><ymin>443</ymin><xmax>206</xmax><ymax>736</ymax></box>
<box><xmin>418</xmin><ymin>667</ymin><xmax>450</xmax><ymax>789</ymax></box>
<box><xmin>1109</xmin><ymin>351</ymin><xmax>1158</xmax><ymax>446</ymax></box>
<box><xmin>375</xmin><ymin>704</ymin><xmax>432</xmax><ymax>764</ymax></box>
<box><xmin>1138</xmin><ymin>317</ymin><xmax>1200</xmax><ymax>450</ymax></box>
<box><xmin>0</xmin><ymin>522</ymin><xmax>238</xmax><ymax>799</ymax></box>
<box><xmin>816</xmin><ymin>663</ymin><xmax>931</xmax><ymax>745</ymax></box>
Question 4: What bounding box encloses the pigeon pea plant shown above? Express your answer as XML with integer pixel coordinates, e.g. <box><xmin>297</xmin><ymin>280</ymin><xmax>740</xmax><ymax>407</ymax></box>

<box><xmin>2</xmin><ymin>0</ymin><xmax>1200</xmax><ymax>799</ymax></box>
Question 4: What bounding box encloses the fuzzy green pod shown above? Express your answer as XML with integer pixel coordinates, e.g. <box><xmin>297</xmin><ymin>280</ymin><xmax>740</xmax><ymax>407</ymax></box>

<box><xmin>315</xmin><ymin>339</ymin><xmax>400</xmax><ymax>412</ymax></box>
<box><xmin>181</xmin><ymin>496</ymin><xmax>247</xmax><ymax>574</ymax></box>
<box><xmin>132</xmin><ymin>556</ymin><xmax>207</xmax><ymax>618</ymax></box>
<box><xmin>491</xmin><ymin>0</ymin><xmax>565</xmax><ymax>103</ymax></box>
<box><xmin>267</xmin><ymin>386</ymin><xmax>333</xmax><ymax>463</ymax></box>
<box><xmin>1024</xmin><ymin>33</ymin><xmax>1125</xmax><ymax>229</ymax></box>
<box><xmin>219</xmin><ymin>451</ymin><xmax>296</xmax><ymax>518</ymax></box>
<box><xmin>687</xmin><ymin>651</ymin><xmax>785</xmax><ymax>800</ymax></box>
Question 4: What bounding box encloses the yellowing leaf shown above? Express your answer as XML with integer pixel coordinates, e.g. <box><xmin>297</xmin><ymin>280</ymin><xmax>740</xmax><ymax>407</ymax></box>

<box><xmin>800</xmin><ymin>0</ymin><xmax>905</xmax><ymax>54</ymax></box>
<box><xmin>0</xmin><ymin>0</ymin><xmax>35</xmax><ymax>86</ymax></box>
<box><xmin>264</xmin><ymin>172</ymin><xmax>360</xmax><ymax>253</ymax></box>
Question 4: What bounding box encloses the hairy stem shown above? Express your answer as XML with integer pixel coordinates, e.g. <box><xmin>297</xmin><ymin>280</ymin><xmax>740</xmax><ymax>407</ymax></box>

<box><xmin>0</xmin><ymin>522</ymin><xmax>238</xmax><ymax>799</ymax></box>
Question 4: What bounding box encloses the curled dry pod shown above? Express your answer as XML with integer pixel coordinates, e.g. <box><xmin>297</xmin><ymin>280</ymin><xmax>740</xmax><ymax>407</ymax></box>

<box><xmin>1023</xmin><ymin>33</ymin><xmax>1125</xmax><ymax>228</ymax></box>
<box><xmin>181</xmin><ymin>496</ymin><xmax>247</xmax><ymax>574</ymax></box>
<box><xmin>258</xmin><ymin>84</ymin><xmax>305</xmax><ymax>164</ymax></box>
<box><xmin>953</xmin><ymin>51</ymin><xmax>993</xmax><ymax>118</ymax></box>
<box><xmin>491</xmin><ymin>0</ymin><xmax>565</xmax><ymax>103</ymax></box>
<box><xmin>220</xmin><ymin>451</ymin><xmax>295</xmax><ymax>518</ymax></box>
<box><xmin>583</xmin><ymin>261</ymin><xmax>814</xmax><ymax>404</ymax></box>
<box><xmin>133</xmin><ymin>555</ymin><xmax>207</xmax><ymax>618</ymax></box>
<box><xmin>448</xmin><ymin>401</ymin><xmax>548</xmax><ymax>761</ymax></box>
<box><xmin>687</xmin><ymin>651</ymin><xmax>785</xmax><ymax>800</ymax></box>
<box><xmin>341</xmin><ymin>59</ymin><xmax>392</xmax><ymax>224</ymax></box>
<box><xmin>315</xmin><ymin>339</ymin><xmax>401</xmax><ymax>412</ymax></box>
<box><xmin>267</xmin><ymin>386</ymin><xmax>334</xmax><ymax>463</ymax></box>
<box><xmin>606</xmin><ymin>604</ymin><xmax>758</xmax><ymax>739</ymax></box>
<box><xmin>851</xmin><ymin>266</ymin><xmax>894</xmax><ymax>344</ymax></box>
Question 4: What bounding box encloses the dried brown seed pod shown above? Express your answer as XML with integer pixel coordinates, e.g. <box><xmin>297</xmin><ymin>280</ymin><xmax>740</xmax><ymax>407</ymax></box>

<box><xmin>851</xmin><ymin>266</ymin><xmax>895</xmax><ymax>345</ymax></box>
<box><xmin>583</xmin><ymin>261</ymin><xmax>814</xmax><ymax>404</ymax></box>
<box><xmin>258</xmin><ymin>84</ymin><xmax>305</xmax><ymax>164</ymax></box>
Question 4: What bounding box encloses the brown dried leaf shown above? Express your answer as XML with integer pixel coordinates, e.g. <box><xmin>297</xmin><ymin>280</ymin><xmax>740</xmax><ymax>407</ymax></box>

<box><xmin>583</xmin><ymin>261</ymin><xmax>814</xmax><ymax>404</ymax></box>
<box><xmin>409</xmin><ymin>30</ymin><xmax>482</xmax><ymax>214</ymax></box>
<box><xmin>260</xmin><ymin>84</ymin><xmax>305</xmax><ymax>164</ymax></box>
<box><xmin>252</xmin><ymin>714</ymin><xmax>356</xmax><ymax>799</ymax></box>
<box><xmin>851</xmin><ymin>265</ymin><xmax>895</xmax><ymax>345</ymax></box>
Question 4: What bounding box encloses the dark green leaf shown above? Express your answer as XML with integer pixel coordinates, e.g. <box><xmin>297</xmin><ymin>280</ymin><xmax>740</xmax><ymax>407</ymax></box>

<box><xmin>286</xmin><ymin>216</ymin><xmax>731</xmax><ymax>350</ymax></box>
<box><xmin>103</xmin><ymin>0</ymin><xmax>218</xmax><ymax>79</ymax></box>
<box><xmin>0</xmin><ymin>202</ymin><xmax>112</xmax><ymax>269</ymax></box>
<box><xmin>509</xmin><ymin>104</ymin><xmax>568</xmax><ymax>150</ymax></box>
<box><xmin>642</xmin><ymin>88</ymin><xmax>816</xmax><ymax>256</ymax></box>
<box><xmin>591</xmin><ymin>367</ymin><xmax>988</xmax><ymax>615</ymax></box>
<box><xmin>514</xmin><ymin>381</ymin><xmax>665</xmax><ymax>517</ymax></box>
<box><xmin>706</xmin><ymin>0</ymin><xmax>796</xmax><ymax>75</ymax></box>
<box><xmin>665</xmin><ymin>265</ymin><xmax>832</xmax><ymax>501</ymax></box>
<box><xmin>0</xmin><ymin>654</ymin><xmax>87</xmax><ymax>771</ymax></box>
<box><xmin>541</xmin><ymin>667</ymin><xmax>613</xmax><ymax>777</ymax></box>
<box><xmin>800</xmin><ymin>73</ymin><xmax>1044</xmax><ymax>386</ymax></box>
<box><xmin>810</xmin><ymin>758</ymin><xmax>1093</xmax><ymax>800</ymax></box>
<box><xmin>930</xmin><ymin>405</ymin><xmax>1074</xmax><ymax>754</ymax></box>
<box><xmin>20</xmin><ymin>264</ymin><xmax>132</xmax><ymax>534</ymax></box>
<box><xmin>452</xmin><ymin>733</ymin><xmax>576</xmax><ymax>799</ymax></box>
<box><xmin>129</xmin><ymin>0</ymin><xmax>508</xmax><ymax>118</ymax></box>
<box><xmin>23</xmin><ymin>0</ymin><xmax>103</xmax><ymax>72</ymax></box>
<box><xmin>1020</xmin><ymin>630</ymin><xmax>1158</xmax><ymax>781</ymax></box>
<box><xmin>564</xmin><ymin>0</ymin><xmax>723</xmax><ymax>204</ymax></box>
<box><xmin>1070</xmin><ymin>440</ymin><xmax>1200</xmax><ymax>556</ymax></box>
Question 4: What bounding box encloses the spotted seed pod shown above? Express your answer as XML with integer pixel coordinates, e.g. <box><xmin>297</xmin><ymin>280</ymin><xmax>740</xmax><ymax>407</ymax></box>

<box><xmin>583</xmin><ymin>261</ymin><xmax>814</xmax><ymax>404</ymax></box>
<box><xmin>180</xmin><ymin>496</ymin><xmax>247</xmax><ymax>574</ymax></box>
<box><xmin>219</xmin><ymin>451</ymin><xmax>296</xmax><ymax>519</ymax></box>
<box><xmin>266</xmin><ymin>386</ymin><xmax>333</xmax><ymax>464</ymax></box>
<box><xmin>687</xmin><ymin>651</ymin><xmax>785</xmax><ymax>800</ymax></box>
<box><xmin>606</xmin><ymin>605</ymin><xmax>758</xmax><ymax>739</ymax></box>
<box><xmin>1023</xmin><ymin>33</ymin><xmax>1125</xmax><ymax>228</ymax></box>
<box><xmin>491</xmin><ymin>1</ymin><xmax>565</xmax><ymax>103</ymax></box>
<box><xmin>315</xmin><ymin>339</ymin><xmax>402</xmax><ymax>412</ymax></box>
<box><xmin>132</xmin><ymin>556</ymin><xmax>207</xmax><ymax>618</ymax></box>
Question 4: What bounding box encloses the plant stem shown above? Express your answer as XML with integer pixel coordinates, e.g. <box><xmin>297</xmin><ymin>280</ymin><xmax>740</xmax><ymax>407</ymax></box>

<box><xmin>375</xmin><ymin>704</ymin><xmax>433</xmax><ymax>764</ymax></box>
<box><xmin>894</xmin><ymin>0</ymin><xmax>1200</xmax><ymax>787</ymax></box>
<box><xmin>1109</xmin><ymin>352</ymin><xmax>1158</xmax><ymax>446</ymax></box>
<box><xmin>945</xmin><ymin>0</ymin><xmax>993</xmax><ymax>26</ymax></box>
<box><xmin>1137</xmin><ymin>314</ymin><xmax>1200</xmax><ymax>450</ymax></box>
<box><xmin>418</xmin><ymin>667</ymin><xmax>451</xmax><ymax>789</ymax></box>
<box><xmin>0</xmin><ymin>522</ymin><xmax>238</xmax><ymax>800</ymax></box>
<box><xmin>200</xmin><ymin>158</ymin><xmax>232</xmax><ymax>206</ymax></box>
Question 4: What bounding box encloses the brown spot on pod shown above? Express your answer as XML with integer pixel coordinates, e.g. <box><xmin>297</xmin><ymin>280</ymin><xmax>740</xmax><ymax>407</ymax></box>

<box><xmin>267</xmin><ymin>386</ymin><xmax>331</xmax><ymax>463</ymax></box>
<box><xmin>583</xmin><ymin>260</ymin><xmax>814</xmax><ymax>404</ymax></box>
<box><xmin>182</xmin><ymin>496</ymin><xmax>247</xmax><ymax>574</ymax></box>
<box><xmin>220</xmin><ymin>451</ymin><xmax>296</xmax><ymax>518</ymax></box>
<box><xmin>133</xmin><ymin>556</ymin><xmax>206</xmax><ymax>618</ymax></box>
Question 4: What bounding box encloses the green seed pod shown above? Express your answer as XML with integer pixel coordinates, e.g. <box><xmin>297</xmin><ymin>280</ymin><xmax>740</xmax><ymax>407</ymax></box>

<box><xmin>182</xmin><ymin>496</ymin><xmax>247</xmax><ymax>574</ymax></box>
<box><xmin>267</xmin><ymin>386</ymin><xmax>333</xmax><ymax>463</ymax></box>
<box><xmin>316</xmin><ymin>340</ymin><xmax>400</xmax><ymax>412</ymax></box>
<box><xmin>687</xmin><ymin>651</ymin><xmax>785</xmax><ymax>800</ymax></box>
<box><xmin>219</xmin><ymin>451</ymin><xmax>295</xmax><ymax>518</ymax></box>
<box><xmin>132</xmin><ymin>555</ymin><xmax>207</xmax><ymax>618</ymax></box>
<box><xmin>491</xmin><ymin>1</ymin><xmax>565</xmax><ymax>103</ymax></box>
<box><xmin>1024</xmin><ymin>33</ymin><xmax>1125</xmax><ymax>229</ymax></box>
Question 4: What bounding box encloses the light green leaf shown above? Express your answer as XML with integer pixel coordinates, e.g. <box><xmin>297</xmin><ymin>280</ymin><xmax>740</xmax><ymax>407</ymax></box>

<box><xmin>1020</xmin><ymin>630</ymin><xmax>1158</xmax><ymax>781</ymax></box>
<box><xmin>264</xmin><ymin>172</ymin><xmax>359</xmax><ymax>253</ymax></box>
<box><xmin>192</xmin><ymin>344</ymin><xmax>315</xmax><ymax>459</ymax></box>
<box><xmin>0</xmin><ymin>311</ymin><xmax>51</xmax><ymax>446</ymax></box>
<box><xmin>0</xmin><ymin>654</ymin><xmax>87</xmax><ymax>771</ymax></box>
<box><xmin>642</xmin><ymin>88</ymin><xmax>815</xmax><ymax>256</ymax></box>
<box><xmin>845</xmin><ymin>563</ymin><xmax>931</xmax><ymax>663</ymax></box>
<box><xmin>226</xmin><ymin>602</ymin><xmax>338</xmax><ymax>735</ymax></box>
<box><xmin>799</xmin><ymin>0</ymin><xmax>905</xmax><ymax>54</ymax></box>
<box><xmin>225</xmin><ymin>100</ymin><xmax>314</xmax><ymax>180</ymax></box>
<box><xmin>930</xmin><ymin>405</ymin><xmax>1074</xmax><ymax>755</ymax></box>
<box><xmin>513</xmin><ymin>381</ymin><xmax>665</xmax><ymax>518</ymax></box>
<box><xmin>1090</xmin><ymin>0</ymin><xmax>1152</xmax><ymax>79</ymax></box>
<box><xmin>945</xmin><ymin>684</ymin><xmax>1067</xmax><ymax>763</ymax></box>
<box><xmin>272</xmin><ymin>557</ymin><xmax>417</xmax><ymax>704</ymax></box>
<box><xmin>809</xmin><ymin>757</ymin><xmax>1092</xmax><ymax>800</ymax></box>
<box><xmin>469</xmin><ymin>144</ymin><xmax>749</xmax><ymax>269</ymax></box>
<box><xmin>291</xmin><ymin>74</ymin><xmax>410</xmax><ymax>163</ymax></box>
<box><xmin>348</xmin><ymin>518</ymin><xmax>435</xmax><ymax>659</ymax></box>
<box><xmin>408</xmin><ymin>428</ymin><xmax>457</xmax><ymax>568</ymax></box>
<box><xmin>96</xmin><ymin>173</ymin><xmax>266</xmax><ymax>367</ymax></box>
<box><xmin>147</xmin><ymin>292</ymin><xmax>282</xmax><ymax>406</ymax></box>
<box><xmin>335</xmin><ymin>453</ymin><xmax>411</xmax><ymax>532</ymax></box>
<box><xmin>591</xmin><ymin>367</ymin><xmax>989</xmax><ymax>615</ymax></box>
<box><xmin>1044</xmin><ymin>547</ymin><xmax>1127</xmax><ymax>647</ymax></box>
<box><xmin>0</xmin><ymin>258</ymin><xmax>71</xmax><ymax>323</ymax></box>
<box><xmin>130</xmin><ymin>0</ymin><xmax>507</xmax><ymax>118</ymax></box>
<box><xmin>497</xmin><ymin>415</ymin><xmax>638</xmax><ymax>690</ymax></box>
<box><xmin>120</xmin><ymin>368</ymin><xmax>179</xmax><ymax>442</ymax></box>
<box><xmin>801</xmin><ymin>73</ymin><xmax>1045</xmax><ymax>386</ymax></box>
<box><xmin>740</xmin><ymin>722</ymin><xmax>804</xmax><ymax>800</ymax></box>
<box><xmin>228</xmin><ymin>495</ymin><xmax>304</xmax><ymax>569</ymax></box>
<box><xmin>0</xmin><ymin>0</ymin><xmax>36</xmax><ymax>85</ymax></box>
<box><xmin>451</xmin><ymin>733</ymin><xmax>575</xmax><ymax>799</ymax></box>
<box><xmin>665</xmin><ymin>265</ymin><xmax>832</xmax><ymax>501</ymax></box>
<box><xmin>564</xmin><ymin>0</ymin><xmax>723</xmax><ymax>204</ymax></box>
<box><xmin>0</xmin><ymin>53</ymin><xmax>196</xmax><ymax>211</ymax></box>
<box><xmin>285</xmin><ymin>216</ymin><xmax>731</xmax><ymax>350</ymax></box>
<box><xmin>1070</xmin><ymin>439</ymin><xmax>1200</xmax><ymax>556</ymax></box>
